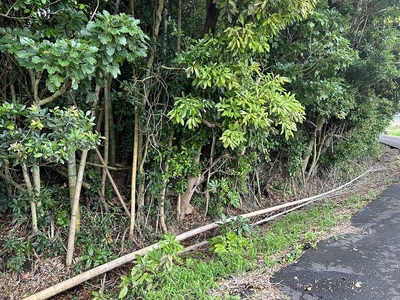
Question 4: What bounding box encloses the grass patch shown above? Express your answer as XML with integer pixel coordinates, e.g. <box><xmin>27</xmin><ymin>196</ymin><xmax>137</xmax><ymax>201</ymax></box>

<box><xmin>105</xmin><ymin>192</ymin><xmax>376</xmax><ymax>299</ymax></box>
<box><xmin>143</xmin><ymin>255</ymin><xmax>254</xmax><ymax>299</ymax></box>
<box><xmin>385</xmin><ymin>125</ymin><xmax>400</xmax><ymax>137</ymax></box>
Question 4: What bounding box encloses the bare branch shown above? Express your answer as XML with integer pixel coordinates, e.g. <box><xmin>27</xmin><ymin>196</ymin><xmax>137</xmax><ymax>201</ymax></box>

<box><xmin>38</xmin><ymin>80</ymin><xmax>70</xmax><ymax>106</ymax></box>
<box><xmin>202</xmin><ymin>118</ymin><xmax>222</xmax><ymax>128</ymax></box>
<box><xmin>90</xmin><ymin>0</ymin><xmax>100</xmax><ymax>20</ymax></box>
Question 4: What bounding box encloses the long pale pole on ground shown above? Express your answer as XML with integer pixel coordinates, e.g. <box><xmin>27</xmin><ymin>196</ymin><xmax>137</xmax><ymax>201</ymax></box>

<box><xmin>24</xmin><ymin>169</ymin><xmax>375</xmax><ymax>300</ymax></box>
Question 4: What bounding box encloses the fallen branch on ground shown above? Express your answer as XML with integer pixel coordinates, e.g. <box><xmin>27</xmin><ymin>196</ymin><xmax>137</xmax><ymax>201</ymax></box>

<box><xmin>23</xmin><ymin>168</ymin><xmax>376</xmax><ymax>300</ymax></box>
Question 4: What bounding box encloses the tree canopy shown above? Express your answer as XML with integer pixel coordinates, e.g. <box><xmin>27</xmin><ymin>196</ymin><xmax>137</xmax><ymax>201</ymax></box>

<box><xmin>0</xmin><ymin>0</ymin><xmax>399</xmax><ymax>285</ymax></box>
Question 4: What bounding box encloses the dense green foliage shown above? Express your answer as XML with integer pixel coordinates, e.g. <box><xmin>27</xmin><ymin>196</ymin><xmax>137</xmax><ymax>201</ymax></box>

<box><xmin>0</xmin><ymin>0</ymin><xmax>399</xmax><ymax>294</ymax></box>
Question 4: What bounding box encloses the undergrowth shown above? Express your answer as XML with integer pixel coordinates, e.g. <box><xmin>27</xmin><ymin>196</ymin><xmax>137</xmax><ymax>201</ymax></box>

<box><xmin>94</xmin><ymin>191</ymin><xmax>377</xmax><ymax>299</ymax></box>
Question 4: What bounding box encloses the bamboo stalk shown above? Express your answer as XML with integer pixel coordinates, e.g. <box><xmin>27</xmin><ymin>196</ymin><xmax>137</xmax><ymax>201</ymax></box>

<box><xmin>85</xmin><ymin>162</ymin><xmax>131</xmax><ymax>170</ymax></box>
<box><xmin>23</xmin><ymin>168</ymin><xmax>375</xmax><ymax>300</ymax></box>
<box><xmin>129</xmin><ymin>114</ymin><xmax>139</xmax><ymax>239</ymax></box>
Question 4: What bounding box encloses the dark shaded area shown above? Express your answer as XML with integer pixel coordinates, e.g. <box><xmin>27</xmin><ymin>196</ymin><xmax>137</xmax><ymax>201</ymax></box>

<box><xmin>203</xmin><ymin>0</ymin><xmax>219</xmax><ymax>36</ymax></box>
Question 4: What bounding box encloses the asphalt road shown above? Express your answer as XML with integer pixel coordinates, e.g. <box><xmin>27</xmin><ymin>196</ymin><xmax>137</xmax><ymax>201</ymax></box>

<box><xmin>380</xmin><ymin>135</ymin><xmax>400</xmax><ymax>149</ymax></box>
<box><xmin>272</xmin><ymin>136</ymin><xmax>400</xmax><ymax>300</ymax></box>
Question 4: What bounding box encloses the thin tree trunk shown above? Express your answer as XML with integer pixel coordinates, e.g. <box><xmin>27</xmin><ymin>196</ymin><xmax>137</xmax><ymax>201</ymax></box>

<box><xmin>0</xmin><ymin>73</ymin><xmax>5</xmax><ymax>100</ymax></box>
<box><xmin>95</xmin><ymin>105</ymin><xmax>104</xmax><ymax>134</ymax></box>
<box><xmin>10</xmin><ymin>82</ymin><xmax>17</xmax><ymax>102</ymax></box>
<box><xmin>162</xmin><ymin>0</ymin><xmax>169</xmax><ymax>56</ymax></box>
<box><xmin>31</xmin><ymin>164</ymin><xmax>42</xmax><ymax>209</ymax></box>
<box><xmin>66</xmin><ymin>149</ymin><xmax>89</xmax><ymax>266</ymax></box>
<box><xmin>4</xmin><ymin>163</ymin><xmax>13</xmax><ymax>196</ymax></box>
<box><xmin>177</xmin><ymin>0</ymin><xmax>182</xmax><ymax>52</ymax></box>
<box><xmin>65</xmin><ymin>83</ymin><xmax>101</xmax><ymax>266</ymax></box>
<box><xmin>101</xmin><ymin>78</ymin><xmax>110</xmax><ymax>198</ymax></box>
<box><xmin>21</xmin><ymin>162</ymin><xmax>38</xmax><ymax>234</ymax></box>
<box><xmin>204</xmin><ymin>135</ymin><xmax>216</xmax><ymax>216</ymax></box>
<box><xmin>255</xmin><ymin>168</ymin><xmax>262</xmax><ymax>205</ymax></box>
<box><xmin>159</xmin><ymin>137</ymin><xmax>172</xmax><ymax>233</ymax></box>
<box><xmin>67</xmin><ymin>151</ymin><xmax>80</xmax><ymax>231</ymax></box>
<box><xmin>203</xmin><ymin>0</ymin><xmax>220</xmax><ymax>36</ymax></box>
<box><xmin>305</xmin><ymin>118</ymin><xmax>325</xmax><ymax>182</ymax></box>
<box><xmin>129</xmin><ymin>0</ymin><xmax>134</xmax><ymax>17</ymax></box>
<box><xmin>129</xmin><ymin>114</ymin><xmax>139</xmax><ymax>239</ymax></box>
<box><xmin>113</xmin><ymin>0</ymin><xmax>122</xmax><ymax>14</ymax></box>
<box><xmin>108</xmin><ymin>106</ymin><xmax>116</xmax><ymax>168</ymax></box>
<box><xmin>136</xmin><ymin>124</ymin><xmax>149</xmax><ymax>228</ymax></box>
<box><xmin>107</xmin><ymin>80</ymin><xmax>116</xmax><ymax>167</ymax></box>
<box><xmin>179</xmin><ymin>148</ymin><xmax>201</xmax><ymax>221</ymax></box>
<box><xmin>176</xmin><ymin>194</ymin><xmax>181</xmax><ymax>221</ymax></box>
<box><xmin>68</xmin><ymin>152</ymin><xmax>77</xmax><ymax>205</ymax></box>
<box><xmin>302</xmin><ymin>117</ymin><xmax>324</xmax><ymax>182</ymax></box>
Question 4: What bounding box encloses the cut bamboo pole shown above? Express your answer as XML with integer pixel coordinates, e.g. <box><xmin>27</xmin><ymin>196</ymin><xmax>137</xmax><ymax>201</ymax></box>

<box><xmin>23</xmin><ymin>168</ymin><xmax>375</xmax><ymax>300</ymax></box>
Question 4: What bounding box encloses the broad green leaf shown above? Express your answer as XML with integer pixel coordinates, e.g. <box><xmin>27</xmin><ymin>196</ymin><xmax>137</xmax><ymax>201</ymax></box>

<box><xmin>118</xmin><ymin>285</ymin><xmax>128</xmax><ymax>299</ymax></box>
<box><xmin>106</xmin><ymin>46</ymin><xmax>115</xmax><ymax>56</ymax></box>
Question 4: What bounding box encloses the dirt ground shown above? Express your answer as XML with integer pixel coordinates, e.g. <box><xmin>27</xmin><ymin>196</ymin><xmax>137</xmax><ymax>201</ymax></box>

<box><xmin>1</xmin><ymin>146</ymin><xmax>400</xmax><ymax>300</ymax></box>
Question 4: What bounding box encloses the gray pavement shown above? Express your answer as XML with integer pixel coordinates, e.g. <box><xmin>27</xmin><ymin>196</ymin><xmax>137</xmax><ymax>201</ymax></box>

<box><xmin>380</xmin><ymin>135</ymin><xmax>400</xmax><ymax>149</ymax></box>
<box><xmin>272</xmin><ymin>181</ymin><xmax>400</xmax><ymax>299</ymax></box>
